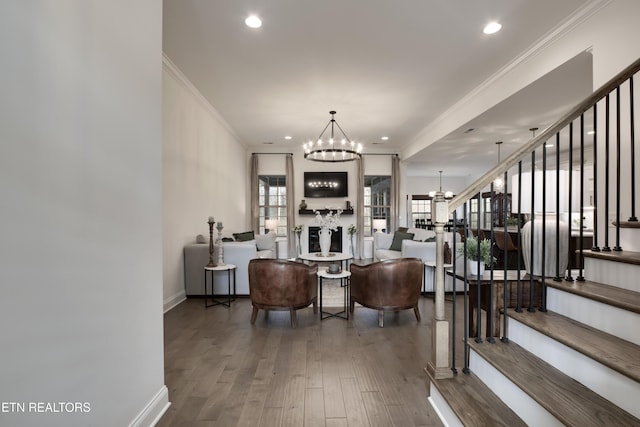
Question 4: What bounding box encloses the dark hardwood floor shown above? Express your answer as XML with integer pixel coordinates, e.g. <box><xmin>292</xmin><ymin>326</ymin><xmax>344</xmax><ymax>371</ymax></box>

<box><xmin>158</xmin><ymin>296</ymin><xmax>445</xmax><ymax>426</ymax></box>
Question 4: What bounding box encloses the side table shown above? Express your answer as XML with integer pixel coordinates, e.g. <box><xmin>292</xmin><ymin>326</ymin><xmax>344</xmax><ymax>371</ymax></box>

<box><xmin>204</xmin><ymin>264</ymin><xmax>236</xmax><ymax>308</ymax></box>
<box><xmin>317</xmin><ymin>268</ymin><xmax>351</xmax><ymax>320</ymax></box>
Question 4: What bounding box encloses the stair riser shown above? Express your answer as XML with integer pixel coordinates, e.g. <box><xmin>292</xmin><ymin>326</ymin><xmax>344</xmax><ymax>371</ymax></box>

<box><xmin>469</xmin><ymin>349</ymin><xmax>563</xmax><ymax>427</ymax></box>
<box><xmin>546</xmin><ymin>287</ymin><xmax>640</xmax><ymax>346</ymax></box>
<box><xmin>618</xmin><ymin>227</ymin><xmax>640</xmax><ymax>253</ymax></box>
<box><xmin>508</xmin><ymin>317</ymin><xmax>640</xmax><ymax>419</ymax></box>
<box><xmin>583</xmin><ymin>257</ymin><xmax>640</xmax><ymax>292</ymax></box>
<box><xmin>427</xmin><ymin>385</ymin><xmax>464</xmax><ymax>427</ymax></box>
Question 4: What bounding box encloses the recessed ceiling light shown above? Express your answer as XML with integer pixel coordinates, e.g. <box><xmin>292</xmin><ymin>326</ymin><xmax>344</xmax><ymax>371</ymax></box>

<box><xmin>483</xmin><ymin>22</ymin><xmax>502</xmax><ymax>35</ymax></box>
<box><xmin>381</xmin><ymin>136</ymin><xmax>389</xmax><ymax>141</ymax></box>
<box><xmin>587</xmin><ymin>130</ymin><xmax>595</xmax><ymax>135</ymax></box>
<box><xmin>284</xmin><ymin>136</ymin><xmax>292</xmax><ymax>140</ymax></box>
<box><xmin>262</xmin><ymin>141</ymin><xmax>274</xmax><ymax>145</ymax></box>
<box><xmin>245</xmin><ymin>15</ymin><xmax>262</xmax><ymax>29</ymax></box>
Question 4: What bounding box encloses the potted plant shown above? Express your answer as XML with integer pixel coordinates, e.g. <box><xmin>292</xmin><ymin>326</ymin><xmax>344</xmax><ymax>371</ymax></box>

<box><xmin>458</xmin><ymin>236</ymin><xmax>495</xmax><ymax>276</ymax></box>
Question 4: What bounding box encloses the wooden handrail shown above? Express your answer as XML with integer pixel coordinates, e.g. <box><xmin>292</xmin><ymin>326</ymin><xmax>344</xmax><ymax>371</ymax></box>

<box><xmin>449</xmin><ymin>56</ymin><xmax>640</xmax><ymax>212</ymax></box>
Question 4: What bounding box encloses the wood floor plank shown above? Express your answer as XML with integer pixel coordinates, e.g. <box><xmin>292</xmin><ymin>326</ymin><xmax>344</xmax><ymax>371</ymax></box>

<box><xmin>236</xmin><ymin>383</ymin><xmax>269</xmax><ymax>426</ymax></box>
<box><xmin>326</xmin><ymin>418</ymin><xmax>349</xmax><ymax>427</ymax></box>
<box><xmin>281</xmin><ymin>374</ymin><xmax>306</xmax><ymax>426</ymax></box>
<box><xmin>304</xmin><ymin>387</ymin><xmax>326</xmax><ymax>427</ymax></box>
<box><xmin>323</xmin><ymin>369</ymin><xmax>347</xmax><ymax>418</ymax></box>
<box><xmin>361</xmin><ymin>391</ymin><xmax>393</xmax><ymax>427</ymax></box>
<box><xmin>341</xmin><ymin>377</ymin><xmax>371</xmax><ymax>427</ymax></box>
<box><xmin>159</xmin><ymin>298</ymin><xmax>445</xmax><ymax>427</ymax></box>
<box><xmin>258</xmin><ymin>406</ymin><xmax>283</xmax><ymax>427</ymax></box>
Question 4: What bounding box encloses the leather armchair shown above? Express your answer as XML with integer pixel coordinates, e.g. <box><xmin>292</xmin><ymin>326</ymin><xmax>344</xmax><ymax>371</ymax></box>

<box><xmin>248</xmin><ymin>259</ymin><xmax>318</xmax><ymax>328</ymax></box>
<box><xmin>349</xmin><ymin>258</ymin><xmax>423</xmax><ymax>327</ymax></box>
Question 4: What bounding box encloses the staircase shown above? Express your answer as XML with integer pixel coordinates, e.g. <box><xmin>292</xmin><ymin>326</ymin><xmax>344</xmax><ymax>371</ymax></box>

<box><xmin>429</xmin><ymin>227</ymin><xmax>640</xmax><ymax>426</ymax></box>
<box><xmin>427</xmin><ymin>57</ymin><xmax>640</xmax><ymax>426</ymax></box>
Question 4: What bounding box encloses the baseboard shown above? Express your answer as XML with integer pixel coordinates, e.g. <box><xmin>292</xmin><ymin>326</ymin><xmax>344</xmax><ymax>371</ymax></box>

<box><xmin>163</xmin><ymin>290</ymin><xmax>186</xmax><ymax>313</ymax></box>
<box><xmin>128</xmin><ymin>385</ymin><xmax>170</xmax><ymax>427</ymax></box>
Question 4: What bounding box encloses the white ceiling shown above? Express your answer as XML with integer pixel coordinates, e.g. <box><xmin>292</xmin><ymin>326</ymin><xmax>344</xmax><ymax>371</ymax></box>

<box><xmin>163</xmin><ymin>0</ymin><xmax>594</xmax><ymax>178</ymax></box>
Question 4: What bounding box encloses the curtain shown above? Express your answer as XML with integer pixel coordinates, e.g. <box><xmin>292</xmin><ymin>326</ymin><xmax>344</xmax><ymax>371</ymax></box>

<box><xmin>390</xmin><ymin>154</ymin><xmax>400</xmax><ymax>231</ymax></box>
<box><xmin>250</xmin><ymin>154</ymin><xmax>259</xmax><ymax>233</ymax></box>
<box><xmin>357</xmin><ymin>156</ymin><xmax>365</xmax><ymax>259</ymax></box>
<box><xmin>286</xmin><ymin>154</ymin><xmax>295</xmax><ymax>258</ymax></box>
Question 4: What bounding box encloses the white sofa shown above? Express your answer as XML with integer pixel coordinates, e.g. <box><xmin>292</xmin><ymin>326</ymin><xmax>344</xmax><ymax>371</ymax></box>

<box><xmin>373</xmin><ymin>228</ymin><xmax>461</xmax><ymax>262</ymax></box>
<box><xmin>184</xmin><ymin>234</ymin><xmax>276</xmax><ymax>296</ymax></box>
<box><xmin>374</xmin><ymin>228</ymin><xmax>463</xmax><ymax>292</ymax></box>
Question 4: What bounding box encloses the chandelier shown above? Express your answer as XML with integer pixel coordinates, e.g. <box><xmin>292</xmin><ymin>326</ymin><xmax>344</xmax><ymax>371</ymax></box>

<box><xmin>303</xmin><ymin>111</ymin><xmax>363</xmax><ymax>162</ymax></box>
<box><xmin>429</xmin><ymin>171</ymin><xmax>454</xmax><ymax>199</ymax></box>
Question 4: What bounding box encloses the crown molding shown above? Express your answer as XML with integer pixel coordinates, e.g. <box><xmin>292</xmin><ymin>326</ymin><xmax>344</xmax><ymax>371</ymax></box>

<box><xmin>403</xmin><ymin>0</ymin><xmax>610</xmax><ymax>159</ymax></box>
<box><xmin>162</xmin><ymin>53</ymin><xmax>244</xmax><ymax>146</ymax></box>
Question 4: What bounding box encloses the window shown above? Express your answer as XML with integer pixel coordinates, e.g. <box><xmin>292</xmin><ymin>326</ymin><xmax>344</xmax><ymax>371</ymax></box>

<box><xmin>364</xmin><ymin>176</ymin><xmax>391</xmax><ymax>236</ymax></box>
<box><xmin>258</xmin><ymin>175</ymin><xmax>287</xmax><ymax>236</ymax></box>
<box><xmin>410</xmin><ymin>195</ymin><xmax>433</xmax><ymax>229</ymax></box>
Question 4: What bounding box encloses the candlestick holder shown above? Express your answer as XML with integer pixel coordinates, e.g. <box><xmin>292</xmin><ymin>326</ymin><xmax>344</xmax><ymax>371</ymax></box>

<box><xmin>207</xmin><ymin>217</ymin><xmax>216</xmax><ymax>267</ymax></box>
<box><xmin>216</xmin><ymin>222</ymin><xmax>225</xmax><ymax>266</ymax></box>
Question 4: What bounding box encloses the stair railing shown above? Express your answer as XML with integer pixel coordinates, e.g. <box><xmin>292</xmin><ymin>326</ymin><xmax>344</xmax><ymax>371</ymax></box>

<box><xmin>431</xmin><ymin>56</ymin><xmax>640</xmax><ymax>376</ymax></box>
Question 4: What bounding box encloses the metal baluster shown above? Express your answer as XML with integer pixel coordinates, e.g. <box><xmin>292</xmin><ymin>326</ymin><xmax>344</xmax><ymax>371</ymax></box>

<box><xmin>555</xmin><ymin>132</ymin><xmax>563</xmax><ymax>280</ymax></box>
<box><xmin>614</xmin><ymin>86</ymin><xmax>622</xmax><ymax>251</ymax></box>
<box><xmin>566</xmin><ymin>122</ymin><xmax>574</xmax><ymax>281</ymax></box>
<box><xmin>592</xmin><ymin>103</ymin><xmax>600</xmax><ymax>251</ymax></box>
<box><xmin>475</xmin><ymin>192</ymin><xmax>483</xmax><ymax>344</ymax></box>
<box><xmin>502</xmin><ymin>170</ymin><xmax>509</xmax><ymax>343</ymax></box>
<box><xmin>577</xmin><ymin>114</ymin><xmax>586</xmax><ymax>281</ymax></box>
<box><xmin>541</xmin><ymin>141</ymin><xmax>547</xmax><ymax>311</ymax></box>
<box><xmin>488</xmin><ymin>185</ymin><xmax>495</xmax><ymax>344</ymax></box>
<box><xmin>529</xmin><ymin>149</ymin><xmax>536</xmax><ymax>313</ymax></box>
<box><xmin>451</xmin><ymin>209</ymin><xmax>458</xmax><ymax>375</ymax></box>
<box><xmin>630</xmin><ymin>76</ymin><xmax>637</xmax><ymax>222</ymax></box>
<box><xmin>603</xmin><ymin>94</ymin><xmax>611</xmax><ymax>252</ymax></box>
<box><xmin>462</xmin><ymin>201</ymin><xmax>470</xmax><ymax>374</ymax></box>
<box><xmin>516</xmin><ymin>161</ymin><xmax>523</xmax><ymax>313</ymax></box>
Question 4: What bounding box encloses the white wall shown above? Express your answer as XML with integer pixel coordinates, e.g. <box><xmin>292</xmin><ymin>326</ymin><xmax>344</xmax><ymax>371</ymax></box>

<box><xmin>162</xmin><ymin>58</ymin><xmax>248</xmax><ymax>310</ymax></box>
<box><xmin>0</xmin><ymin>2</ymin><xmax>167</xmax><ymax>427</ymax></box>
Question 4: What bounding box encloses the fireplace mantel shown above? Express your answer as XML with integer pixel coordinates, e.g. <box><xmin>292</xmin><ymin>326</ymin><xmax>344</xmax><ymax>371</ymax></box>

<box><xmin>299</xmin><ymin>208</ymin><xmax>354</xmax><ymax>215</ymax></box>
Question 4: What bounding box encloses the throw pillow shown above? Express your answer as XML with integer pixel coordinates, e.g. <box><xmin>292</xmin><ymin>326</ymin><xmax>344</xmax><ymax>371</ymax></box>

<box><xmin>396</xmin><ymin>227</ymin><xmax>409</xmax><ymax>233</ymax></box>
<box><xmin>233</xmin><ymin>231</ymin><xmax>255</xmax><ymax>242</ymax></box>
<box><xmin>255</xmin><ymin>233</ymin><xmax>275</xmax><ymax>251</ymax></box>
<box><xmin>389</xmin><ymin>231</ymin><xmax>415</xmax><ymax>251</ymax></box>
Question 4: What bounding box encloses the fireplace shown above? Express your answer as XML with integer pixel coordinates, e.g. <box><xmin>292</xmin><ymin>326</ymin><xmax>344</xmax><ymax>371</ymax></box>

<box><xmin>308</xmin><ymin>226</ymin><xmax>342</xmax><ymax>253</ymax></box>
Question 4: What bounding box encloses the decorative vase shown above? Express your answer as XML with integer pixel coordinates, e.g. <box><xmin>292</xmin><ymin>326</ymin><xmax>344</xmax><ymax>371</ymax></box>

<box><xmin>468</xmin><ymin>260</ymin><xmax>485</xmax><ymax>276</ymax></box>
<box><xmin>296</xmin><ymin>233</ymin><xmax>302</xmax><ymax>257</ymax></box>
<box><xmin>521</xmin><ymin>215</ymin><xmax>569</xmax><ymax>277</ymax></box>
<box><xmin>349</xmin><ymin>236</ymin><xmax>355</xmax><ymax>257</ymax></box>
<box><xmin>299</xmin><ymin>199</ymin><xmax>307</xmax><ymax>210</ymax></box>
<box><xmin>319</xmin><ymin>228</ymin><xmax>331</xmax><ymax>257</ymax></box>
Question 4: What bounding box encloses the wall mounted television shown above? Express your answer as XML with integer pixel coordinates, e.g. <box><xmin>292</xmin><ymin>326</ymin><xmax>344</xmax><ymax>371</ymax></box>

<box><xmin>304</xmin><ymin>171</ymin><xmax>348</xmax><ymax>198</ymax></box>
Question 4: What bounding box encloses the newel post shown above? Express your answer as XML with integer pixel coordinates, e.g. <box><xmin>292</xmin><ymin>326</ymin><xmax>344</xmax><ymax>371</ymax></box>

<box><xmin>427</xmin><ymin>191</ymin><xmax>453</xmax><ymax>379</ymax></box>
